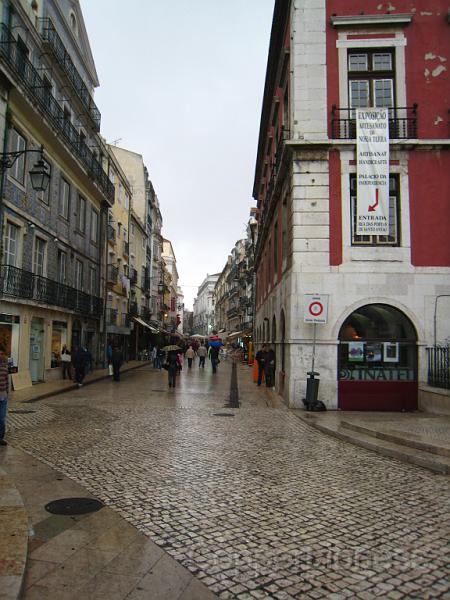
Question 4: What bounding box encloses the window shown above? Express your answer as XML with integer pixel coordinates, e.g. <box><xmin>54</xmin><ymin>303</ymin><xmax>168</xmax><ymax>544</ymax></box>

<box><xmin>118</xmin><ymin>182</ymin><xmax>123</xmax><ymax>204</ymax></box>
<box><xmin>75</xmin><ymin>259</ymin><xmax>83</xmax><ymax>290</ymax></box>
<box><xmin>273</xmin><ymin>220</ymin><xmax>278</xmax><ymax>281</ymax></box>
<box><xmin>89</xmin><ymin>267</ymin><xmax>97</xmax><ymax>295</ymax></box>
<box><xmin>33</xmin><ymin>237</ymin><xmax>46</xmax><ymax>276</ymax></box>
<box><xmin>77</xmin><ymin>196</ymin><xmax>86</xmax><ymax>233</ymax></box>
<box><xmin>123</xmin><ymin>227</ymin><xmax>127</xmax><ymax>240</ymax></box>
<box><xmin>348</xmin><ymin>49</ymin><xmax>395</xmax><ymax>110</ymax></box>
<box><xmin>91</xmin><ymin>209</ymin><xmax>98</xmax><ymax>243</ymax></box>
<box><xmin>59</xmin><ymin>178</ymin><xmax>70</xmax><ymax>219</ymax></box>
<box><xmin>9</xmin><ymin>129</ymin><xmax>26</xmax><ymax>184</ymax></box>
<box><xmin>130</xmin><ymin>222</ymin><xmax>135</xmax><ymax>236</ymax></box>
<box><xmin>57</xmin><ymin>250</ymin><xmax>67</xmax><ymax>283</ymax></box>
<box><xmin>350</xmin><ymin>175</ymin><xmax>400</xmax><ymax>246</ymax></box>
<box><xmin>5</xmin><ymin>222</ymin><xmax>20</xmax><ymax>267</ymax></box>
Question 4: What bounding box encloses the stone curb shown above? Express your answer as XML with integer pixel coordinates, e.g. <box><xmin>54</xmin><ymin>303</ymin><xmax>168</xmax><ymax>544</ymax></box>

<box><xmin>0</xmin><ymin>467</ymin><xmax>28</xmax><ymax>600</ymax></box>
<box><xmin>19</xmin><ymin>361</ymin><xmax>152</xmax><ymax>404</ymax></box>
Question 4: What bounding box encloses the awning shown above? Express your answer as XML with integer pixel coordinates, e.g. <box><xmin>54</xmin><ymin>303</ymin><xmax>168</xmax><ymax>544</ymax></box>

<box><xmin>133</xmin><ymin>317</ymin><xmax>159</xmax><ymax>333</ymax></box>
<box><xmin>227</xmin><ymin>330</ymin><xmax>243</xmax><ymax>342</ymax></box>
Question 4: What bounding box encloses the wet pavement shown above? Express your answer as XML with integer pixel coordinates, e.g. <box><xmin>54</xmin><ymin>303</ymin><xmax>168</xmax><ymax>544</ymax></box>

<box><xmin>2</xmin><ymin>359</ymin><xmax>450</xmax><ymax>599</ymax></box>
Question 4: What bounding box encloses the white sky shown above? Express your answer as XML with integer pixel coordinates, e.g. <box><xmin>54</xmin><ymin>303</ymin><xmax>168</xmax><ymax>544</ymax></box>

<box><xmin>81</xmin><ymin>0</ymin><xmax>274</xmax><ymax>309</ymax></box>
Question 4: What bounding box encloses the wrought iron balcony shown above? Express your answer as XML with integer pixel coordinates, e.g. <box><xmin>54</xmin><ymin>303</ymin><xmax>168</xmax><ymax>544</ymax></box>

<box><xmin>129</xmin><ymin>302</ymin><xmax>138</xmax><ymax>316</ymax></box>
<box><xmin>0</xmin><ymin>265</ymin><xmax>103</xmax><ymax>316</ymax></box>
<box><xmin>0</xmin><ymin>23</ymin><xmax>114</xmax><ymax>203</ymax></box>
<box><xmin>130</xmin><ymin>268</ymin><xmax>138</xmax><ymax>285</ymax></box>
<box><xmin>141</xmin><ymin>307</ymin><xmax>151</xmax><ymax>321</ymax></box>
<box><xmin>39</xmin><ymin>18</ymin><xmax>101</xmax><ymax>131</ymax></box>
<box><xmin>107</xmin><ymin>225</ymin><xmax>116</xmax><ymax>244</ymax></box>
<box><xmin>331</xmin><ymin>105</ymin><xmax>418</xmax><ymax>140</ymax></box>
<box><xmin>106</xmin><ymin>308</ymin><xmax>118</xmax><ymax>326</ymax></box>
<box><xmin>227</xmin><ymin>306</ymin><xmax>239</xmax><ymax>319</ymax></box>
<box><xmin>107</xmin><ymin>264</ymin><xmax>118</xmax><ymax>284</ymax></box>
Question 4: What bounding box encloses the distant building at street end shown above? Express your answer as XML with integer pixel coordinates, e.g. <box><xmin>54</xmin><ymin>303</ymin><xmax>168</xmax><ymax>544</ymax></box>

<box><xmin>193</xmin><ymin>274</ymin><xmax>220</xmax><ymax>336</ymax></box>
<box><xmin>253</xmin><ymin>0</ymin><xmax>450</xmax><ymax>411</ymax></box>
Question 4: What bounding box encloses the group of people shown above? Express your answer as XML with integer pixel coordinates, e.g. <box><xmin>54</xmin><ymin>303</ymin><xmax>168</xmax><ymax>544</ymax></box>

<box><xmin>60</xmin><ymin>345</ymin><xmax>94</xmax><ymax>387</ymax></box>
<box><xmin>255</xmin><ymin>344</ymin><xmax>276</xmax><ymax>388</ymax></box>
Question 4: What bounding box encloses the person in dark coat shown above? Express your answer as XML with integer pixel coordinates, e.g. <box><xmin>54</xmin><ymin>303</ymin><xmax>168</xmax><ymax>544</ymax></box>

<box><xmin>264</xmin><ymin>346</ymin><xmax>276</xmax><ymax>388</ymax></box>
<box><xmin>166</xmin><ymin>351</ymin><xmax>180</xmax><ymax>388</ymax></box>
<box><xmin>72</xmin><ymin>346</ymin><xmax>88</xmax><ymax>387</ymax></box>
<box><xmin>111</xmin><ymin>346</ymin><xmax>124</xmax><ymax>382</ymax></box>
<box><xmin>255</xmin><ymin>344</ymin><xmax>267</xmax><ymax>386</ymax></box>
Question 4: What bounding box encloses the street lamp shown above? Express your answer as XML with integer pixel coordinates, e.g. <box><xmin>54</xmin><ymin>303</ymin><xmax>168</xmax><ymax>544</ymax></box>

<box><xmin>1</xmin><ymin>145</ymin><xmax>51</xmax><ymax>192</ymax></box>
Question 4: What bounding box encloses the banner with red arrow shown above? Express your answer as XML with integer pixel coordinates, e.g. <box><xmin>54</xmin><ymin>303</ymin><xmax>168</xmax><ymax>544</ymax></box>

<box><xmin>356</xmin><ymin>108</ymin><xmax>389</xmax><ymax>235</ymax></box>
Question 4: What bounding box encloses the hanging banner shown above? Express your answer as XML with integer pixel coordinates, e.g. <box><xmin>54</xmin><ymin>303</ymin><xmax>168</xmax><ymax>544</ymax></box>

<box><xmin>356</xmin><ymin>108</ymin><xmax>389</xmax><ymax>235</ymax></box>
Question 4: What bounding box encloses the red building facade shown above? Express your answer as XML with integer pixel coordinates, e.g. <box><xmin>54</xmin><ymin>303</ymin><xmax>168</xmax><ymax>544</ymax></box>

<box><xmin>253</xmin><ymin>1</ymin><xmax>450</xmax><ymax>410</ymax></box>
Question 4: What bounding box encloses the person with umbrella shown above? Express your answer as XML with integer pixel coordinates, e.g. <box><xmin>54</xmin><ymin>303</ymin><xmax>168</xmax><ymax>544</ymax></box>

<box><xmin>208</xmin><ymin>331</ymin><xmax>223</xmax><ymax>374</ymax></box>
<box><xmin>162</xmin><ymin>345</ymin><xmax>182</xmax><ymax>388</ymax></box>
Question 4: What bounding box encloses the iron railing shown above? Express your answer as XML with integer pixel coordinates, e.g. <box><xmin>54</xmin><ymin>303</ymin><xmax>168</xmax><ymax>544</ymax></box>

<box><xmin>427</xmin><ymin>346</ymin><xmax>450</xmax><ymax>390</ymax></box>
<box><xmin>129</xmin><ymin>302</ymin><xmax>138</xmax><ymax>316</ymax></box>
<box><xmin>331</xmin><ymin>105</ymin><xmax>418</xmax><ymax>140</ymax></box>
<box><xmin>130</xmin><ymin>268</ymin><xmax>138</xmax><ymax>285</ymax></box>
<box><xmin>0</xmin><ymin>23</ymin><xmax>114</xmax><ymax>203</ymax></box>
<box><xmin>0</xmin><ymin>265</ymin><xmax>102</xmax><ymax>316</ymax></box>
<box><xmin>39</xmin><ymin>18</ymin><xmax>101</xmax><ymax>131</ymax></box>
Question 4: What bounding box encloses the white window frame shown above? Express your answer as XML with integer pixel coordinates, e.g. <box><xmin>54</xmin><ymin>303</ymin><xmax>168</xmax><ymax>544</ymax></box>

<box><xmin>9</xmin><ymin>128</ymin><xmax>27</xmax><ymax>185</ymax></box>
<box><xmin>91</xmin><ymin>209</ymin><xmax>99</xmax><ymax>243</ymax></box>
<box><xmin>33</xmin><ymin>236</ymin><xmax>47</xmax><ymax>277</ymax></box>
<box><xmin>58</xmin><ymin>250</ymin><xmax>67</xmax><ymax>284</ymax></box>
<box><xmin>75</xmin><ymin>259</ymin><xmax>84</xmax><ymax>290</ymax></box>
<box><xmin>77</xmin><ymin>196</ymin><xmax>86</xmax><ymax>233</ymax></box>
<box><xmin>60</xmin><ymin>178</ymin><xmax>70</xmax><ymax>220</ymax></box>
<box><xmin>4</xmin><ymin>221</ymin><xmax>21</xmax><ymax>267</ymax></box>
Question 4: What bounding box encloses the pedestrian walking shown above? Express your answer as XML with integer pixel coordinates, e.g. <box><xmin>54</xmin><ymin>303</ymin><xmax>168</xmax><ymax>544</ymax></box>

<box><xmin>209</xmin><ymin>345</ymin><xmax>220</xmax><ymax>374</ymax></box>
<box><xmin>156</xmin><ymin>347</ymin><xmax>164</xmax><ymax>370</ymax></box>
<box><xmin>107</xmin><ymin>342</ymin><xmax>113</xmax><ymax>364</ymax></box>
<box><xmin>165</xmin><ymin>351</ymin><xmax>181</xmax><ymax>388</ymax></box>
<box><xmin>151</xmin><ymin>346</ymin><xmax>158</xmax><ymax>367</ymax></box>
<box><xmin>111</xmin><ymin>345</ymin><xmax>124</xmax><ymax>382</ymax></box>
<box><xmin>255</xmin><ymin>344</ymin><xmax>268</xmax><ymax>386</ymax></box>
<box><xmin>264</xmin><ymin>346</ymin><xmax>276</xmax><ymax>388</ymax></box>
<box><xmin>72</xmin><ymin>346</ymin><xmax>88</xmax><ymax>387</ymax></box>
<box><xmin>0</xmin><ymin>348</ymin><xmax>9</xmax><ymax>446</ymax></box>
<box><xmin>197</xmin><ymin>343</ymin><xmax>207</xmax><ymax>368</ymax></box>
<box><xmin>60</xmin><ymin>345</ymin><xmax>72</xmax><ymax>380</ymax></box>
<box><xmin>185</xmin><ymin>345</ymin><xmax>195</xmax><ymax>369</ymax></box>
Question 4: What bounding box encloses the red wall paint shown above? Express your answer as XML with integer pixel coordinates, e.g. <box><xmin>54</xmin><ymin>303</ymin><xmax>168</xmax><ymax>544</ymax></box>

<box><xmin>409</xmin><ymin>151</ymin><xmax>450</xmax><ymax>266</ymax></box>
<box><xmin>338</xmin><ymin>381</ymin><xmax>417</xmax><ymax>411</ymax></box>
<box><xmin>327</xmin><ymin>1</ymin><xmax>450</xmax><ymax>139</ymax></box>
<box><xmin>329</xmin><ymin>150</ymin><xmax>342</xmax><ymax>265</ymax></box>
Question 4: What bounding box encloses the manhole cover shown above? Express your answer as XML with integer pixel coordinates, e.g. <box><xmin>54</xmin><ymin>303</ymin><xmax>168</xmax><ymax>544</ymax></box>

<box><xmin>212</xmin><ymin>412</ymin><xmax>235</xmax><ymax>417</ymax></box>
<box><xmin>45</xmin><ymin>497</ymin><xmax>104</xmax><ymax>515</ymax></box>
<box><xmin>10</xmin><ymin>409</ymin><xmax>36</xmax><ymax>414</ymax></box>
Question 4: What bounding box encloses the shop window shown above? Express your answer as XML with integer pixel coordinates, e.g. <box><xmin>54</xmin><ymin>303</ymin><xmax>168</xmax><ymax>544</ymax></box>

<box><xmin>348</xmin><ymin>49</ymin><xmax>395</xmax><ymax>110</ymax></box>
<box><xmin>51</xmin><ymin>321</ymin><xmax>67</xmax><ymax>368</ymax></box>
<box><xmin>350</xmin><ymin>175</ymin><xmax>400</xmax><ymax>246</ymax></box>
<box><xmin>338</xmin><ymin>304</ymin><xmax>417</xmax><ymax>383</ymax></box>
<box><xmin>0</xmin><ymin>313</ymin><xmax>20</xmax><ymax>371</ymax></box>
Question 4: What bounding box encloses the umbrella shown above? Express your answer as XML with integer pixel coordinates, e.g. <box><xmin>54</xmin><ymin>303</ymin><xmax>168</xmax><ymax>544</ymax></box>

<box><xmin>162</xmin><ymin>345</ymin><xmax>181</xmax><ymax>352</ymax></box>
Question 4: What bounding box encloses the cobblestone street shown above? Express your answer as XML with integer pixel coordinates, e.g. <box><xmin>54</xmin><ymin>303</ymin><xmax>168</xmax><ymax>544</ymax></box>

<box><xmin>6</xmin><ymin>362</ymin><xmax>450</xmax><ymax>599</ymax></box>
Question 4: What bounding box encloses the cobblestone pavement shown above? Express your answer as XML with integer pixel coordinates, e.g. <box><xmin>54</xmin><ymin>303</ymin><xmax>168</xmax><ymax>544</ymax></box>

<box><xmin>6</xmin><ymin>362</ymin><xmax>450</xmax><ymax>599</ymax></box>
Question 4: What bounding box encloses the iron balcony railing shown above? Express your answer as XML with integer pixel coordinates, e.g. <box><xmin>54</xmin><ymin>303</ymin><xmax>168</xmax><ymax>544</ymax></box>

<box><xmin>107</xmin><ymin>264</ymin><xmax>118</xmax><ymax>284</ymax></box>
<box><xmin>227</xmin><ymin>306</ymin><xmax>239</xmax><ymax>319</ymax></box>
<box><xmin>129</xmin><ymin>302</ymin><xmax>138</xmax><ymax>316</ymax></box>
<box><xmin>39</xmin><ymin>18</ymin><xmax>101</xmax><ymax>131</ymax></box>
<box><xmin>106</xmin><ymin>308</ymin><xmax>118</xmax><ymax>326</ymax></box>
<box><xmin>331</xmin><ymin>105</ymin><xmax>418</xmax><ymax>140</ymax></box>
<box><xmin>0</xmin><ymin>265</ymin><xmax>103</xmax><ymax>316</ymax></box>
<box><xmin>0</xmin><ymin>23</ymin><xmax>114</xmax><ymax>203</ymax></box>
<box><xmin>427</xmin><ymin>346</ymin><xmax>450</xmax><ymax>390</ymax></box>
<box><xmin>130</xmin><ymin>268</ymin><xmax>138</xmax><ymax>285</ymax></box>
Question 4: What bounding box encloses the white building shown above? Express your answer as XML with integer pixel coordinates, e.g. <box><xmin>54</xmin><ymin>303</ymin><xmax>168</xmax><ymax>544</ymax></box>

<box><xmin>193</xmin><ymin>274</ymin><xmax>220</xmax><ymax>336</ymax></box>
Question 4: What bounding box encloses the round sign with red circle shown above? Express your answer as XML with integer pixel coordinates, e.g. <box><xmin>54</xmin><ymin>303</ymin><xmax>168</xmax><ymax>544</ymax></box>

<box><xmin>309</xmin><ymin>301</ymin><xmax>323</xmax><ymax>316</ymax></box>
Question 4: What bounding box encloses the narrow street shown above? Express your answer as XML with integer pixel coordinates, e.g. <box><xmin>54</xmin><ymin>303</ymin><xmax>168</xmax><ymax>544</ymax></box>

<box><xmin>3</xmin><ymin>362</ymin><xmax>450</xmax><ymax>599</ymax></box>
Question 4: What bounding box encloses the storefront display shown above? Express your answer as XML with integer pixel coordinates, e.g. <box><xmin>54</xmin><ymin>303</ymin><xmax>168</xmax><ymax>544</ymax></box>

<box><xmin>0</xmin><ymin>313</ymin><xmax>19</xmax><ymax>373</ymax></box>
<box><xmin>51</xmin><ymin>321</ymin><xmax>67</xmax><ymax>368</ymax></box>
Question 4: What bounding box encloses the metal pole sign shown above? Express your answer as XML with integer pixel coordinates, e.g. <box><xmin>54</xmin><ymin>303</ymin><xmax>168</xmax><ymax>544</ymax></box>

<box><xmin>356</xmin><ymin>108</ymin><xmax>390</xmax><ymax>236</ymax></box>
<box><xmin>304</xmin><ymin>294</ymin><xmax>329</xmax><ymax>324</ymax></box>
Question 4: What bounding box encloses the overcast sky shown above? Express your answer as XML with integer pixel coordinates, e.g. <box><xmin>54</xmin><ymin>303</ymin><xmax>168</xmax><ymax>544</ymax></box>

<box><xmin>81</xmin><ymin>0</ymin><xmax>274</xmax><ymax>309</ymax></box>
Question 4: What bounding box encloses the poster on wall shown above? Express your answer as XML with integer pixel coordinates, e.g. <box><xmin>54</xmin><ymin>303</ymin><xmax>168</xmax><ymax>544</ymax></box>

<box><xmin>356</xmin><ymin>108</ymin><xmax>390</xmax><ymax>235</ymax></box>
<box><xmin>384</xmin><ymin>342</ymin><xmax>399</xmax><ymax>363</ymax></box>
<box><xmin>366</xmin><ymin>342</ymin><xmax>382</xmax><ymax>362</ymax></box>
<box><xmin>348</xmin><ymin>342</ymin><xmax>365</xmax><ymax>362</ymax></box>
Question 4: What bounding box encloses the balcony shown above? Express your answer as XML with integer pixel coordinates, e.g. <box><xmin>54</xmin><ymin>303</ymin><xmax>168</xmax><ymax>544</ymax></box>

<box><xmin>39</xmin><ymin>19</ymin><xmax>101</xmax><ymax>131</ymax></box>
<box><xmin>227</xmin><ymin>306</ymin><xmax>238</xmax><ymax>319</ymax></box>
<box><xmin>331</xmin><ymin>105</ymin><xmax>418</xmax><ymax>140</ymax></box>
<box><xmin>130</xmin><ymin>268</ymin><xmax>138</xmax><ymax>286</ymax></box>
<box><xmin>106</xmin><ymin>308</ymin><xmax>118</xmax><ymax>326</ymax></box>
<box><xmin>107</xmin><ymin>265</ymin><xmax>118</xmax><ymax>284</ymax></box>
<box><xmin>141</xmin><ymin>307</ymin><xmax>151</xmax><ymax>321</ymax></box>
<box><xmin>0</xmin><ymin>23</ymin><xmax>114</xmax><ymax>203</ymax></box>
<box><xmin>0</xmin><ymin>265</ymin><xmax>103</xmax><ymax>316</ymax></box>
<box><xmin>107</xmin><ymin>225</ymin><xmax>116</xmax><ymax>244</ymax></box>
<box><xmin>121</xmin><ymin>312</ymin><xmax>130</xmax><ymax>327</ymax></box>
<box><xmin>129</xmin><ymin>302</ymin><xmax>138</xmax><ymax>316</ymax></box>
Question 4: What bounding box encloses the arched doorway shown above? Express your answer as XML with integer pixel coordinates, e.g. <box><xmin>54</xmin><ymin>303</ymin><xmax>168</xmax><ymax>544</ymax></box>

<box><xmin>338</xmin><ymin>303</ymin><xmax>417</xmax><ymax>410</ymax></box>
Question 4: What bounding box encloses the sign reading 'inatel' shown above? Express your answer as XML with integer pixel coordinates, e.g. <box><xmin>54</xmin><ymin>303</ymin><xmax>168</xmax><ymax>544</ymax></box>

<box><xmin>356</xmin><ymin>108</ymin><xmax>390</xmax><ymax>235</ymax></box>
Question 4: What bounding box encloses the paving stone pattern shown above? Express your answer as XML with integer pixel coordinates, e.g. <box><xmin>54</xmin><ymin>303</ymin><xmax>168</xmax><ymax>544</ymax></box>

<box><xmin>7</xmin><ymin>365</ymin><xmax>450</xmax><ymax>599</ymax></box>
